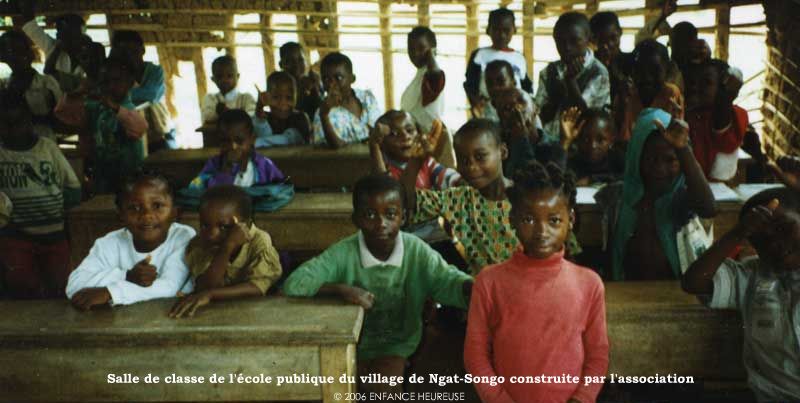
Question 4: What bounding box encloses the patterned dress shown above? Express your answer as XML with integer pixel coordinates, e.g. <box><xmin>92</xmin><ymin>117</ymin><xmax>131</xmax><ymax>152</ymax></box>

<box><xmin>311</xmin><ymin>88</ymin><xmax>382</xmax><ymax>145</ymax></box>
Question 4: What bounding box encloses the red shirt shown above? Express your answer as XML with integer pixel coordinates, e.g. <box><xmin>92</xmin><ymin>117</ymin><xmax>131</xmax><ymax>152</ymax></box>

<box><xmin>465</xmin><ymin>250</ymin><xmax>609</xmax><ymax>403</ymax></box>
<box><xmin>686</xmin><ymin>105</ymin><xmax>748</xmax><ymax>177</ymax></box>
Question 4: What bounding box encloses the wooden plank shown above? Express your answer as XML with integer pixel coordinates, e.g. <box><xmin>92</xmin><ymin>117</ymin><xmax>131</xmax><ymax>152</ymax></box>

<box><xmin>417</xmin><ymin>0</ymin><xmax>431</xmax><ymax>27</ymax></box>
<box><xmin>522</xmin><ymin>1</ymin><xmax>535</xmax><ymax>80</ymax></box>
<box><xmin>261</xmin><ymin>14</ymin><xmax>276</xmax><ymax>76</ymax></box>
<box><xmin>142</xmin><ymin>144</ymin><xmax>372</xmax><ymax>189</ymax></box>
<box><xmin>320</xmin><ymin>344</ymin><xmax>357</xmax><ymax>403</ymax></box>
<box><xmin>465</xmin><ymin>3</ymin><xmax>479</xmax><ymax>65</ymax></box>
<box><xmin>715</xmin><ymin>5</ymin><xmax>731</xmax><ymax>61</ymax></box>
<box><xmin>379</xmin><ymin>1</ymin><xmax>395</xmax><ymax>111</ymax></box>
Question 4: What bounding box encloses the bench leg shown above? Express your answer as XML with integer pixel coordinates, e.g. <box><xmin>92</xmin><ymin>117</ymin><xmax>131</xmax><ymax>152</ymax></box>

<box><xmin>321</xmin><ymin>344</ymin><xmax>356</xmax><ymax>403</ymax></box>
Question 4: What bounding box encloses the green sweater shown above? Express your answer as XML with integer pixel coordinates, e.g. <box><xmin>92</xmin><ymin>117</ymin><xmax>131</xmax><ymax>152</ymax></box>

<box><xmin>283</xmin><ymin>232</ymin><xmax>472</xmax><ymax>360</ymax></box>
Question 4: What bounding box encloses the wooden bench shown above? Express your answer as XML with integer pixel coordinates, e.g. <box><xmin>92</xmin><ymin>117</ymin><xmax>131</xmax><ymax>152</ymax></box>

<box><xmin>0</xmin><ymin>297</ymin><xmax>362</xmax><ymax>402</ymax></box>
<box><xmin>67</xmin><ymin>193</ymin><xmax>356</xmax><ymax>268</ymax></box>
<box><xmin>143</xmin><ymin>144</ymin><xmax>371</xmax><ymax>189</ymax></box>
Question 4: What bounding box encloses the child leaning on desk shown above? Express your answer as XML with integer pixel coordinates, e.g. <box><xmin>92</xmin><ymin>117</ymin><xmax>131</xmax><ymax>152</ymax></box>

<box><xmin>282</xmin><ymin>174</ymin><xmax>472</xmax><ymax>396</ymax></box>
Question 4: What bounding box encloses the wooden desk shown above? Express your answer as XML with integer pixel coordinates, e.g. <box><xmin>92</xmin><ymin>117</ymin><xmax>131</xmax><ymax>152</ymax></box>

<box><xmin>68</xmin><ymin>193</ymin><xmax>356</xmax><ymax>268</ymax></box>
<box><xmin>143</xmin><ymin>144</ymin><xmax>371</xmax><ymax>189</ymax></box>
<box><xmin>0</xmin><ymin>297</ymin><xmax>362</xmax><ymax>402</ymax></box>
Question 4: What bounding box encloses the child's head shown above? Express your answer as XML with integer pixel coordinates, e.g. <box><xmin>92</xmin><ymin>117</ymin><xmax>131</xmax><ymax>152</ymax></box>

<box><xmin>266</xmin><ymin>71</ymin><xmax>297</xmax><ymax>119</ymax></box>
<box><xmin>218</xmin><ymin>109</ymin><xmax>256</xmax><ymax>164</ymax></box>
<box><xmin>54</xmin><ymin>14</ymin><xmax>86</xmax><ymax>50</ymax></box>
<box><xmin>575</xmin><ymin>108</ymin><xmax>614</xmax><ymax>164</ymax></box>
<box><xmin>485</xmin><ymin>59</ymin><xmax>517</xmax><ymax>100</ymax></box>
<box><xmin>741</xmin><ymin>188</ymin><xmax>800</xmax><ymax>272</ymax></box>
<box><xmin>632</xmin><ymin>39</ymin><xmax>670</xmax><ymax>106</ymax></box>
<box><xmin>0</xmin><ymin>90</ymin><xmax>34</xmax><ymax>147</ymax></box>
<box><xmin>487</xmin><ymin>8</ymin><xmax>516</xmax><ymax>50</ymax></box>
<box><xmin>351</xmin><ymin>174</ymin><xmax>406</xmax><ymax>251</ymax></box>
<box><xmin>115</xmin><ymin>170</ymin><xmax>176</xmax><ymax>251</ymax></box>
<box><xmin>76</xmin><ymin>37</ymin><xmax>106</xmax><ymax>80</ymax></box>
<box><xmin>589</xmin><ymin>11</ymin><xmax>622</xmax><ymax>66</ymax></box>
<box><xmin>376</xmin><ymin>110</ymin><xmax>420</xmax><ymax>162</ymax></box>
<box><xmin>453</xmin><ymin>119</ymin><xmax>507</xmax><ymax>190</ymax></box>
<box><xmin>99</xmin><ymin>55</ymin><xmax>137</xmax><ymax>103</ymax></box>
<box><xmin>320</xmin><ymin>52</ymin><xmax>355</xmax><ymax>95</ymax></box>
<box><xmin>684</xmin><ymin>59</ymin><xmax>727</xmax><ymax>111</ymax></box>
<box><xmin>639</xmin><ymin>128</ymin><xmax>680</xmax><ymax>196</ymax></box>
<box><xmin>110</xmin><ymin>30</ymin><xmax>145</xmax><ymax>66</ymax></box>
<box><xmin>211</xmin><ymin>55</ymin><xmax>239</xmax><ymax>95</ymax></box>
<box><xmin>0</xmin><ymin>30</ymin><xmax>35</xmax><ymax>70</ymax></box>
<box><xmin>669</xmin><ymin>21</ymin><xmax>698</xmax><ymax>65</ymax></box>
<box><xmin>279</xmin><ymin>42</ymin><xmax>307</xmax><ymax>80</ymax></box>
<box><xmin>407</xmin><ymin>26</ymin><xmax>437</xmax><ymax>69</ymax></box>
<box><xmin>508</xmin><ymin>161</ymin><xmax>576</xmax><ymax>259</ymax></box>
<box><xmin>554</xmin><ymin>12</ymin><xmax>591</xmax><ymax>62</ymax></box>
<box><xmin>491</xmin><ymin>87</ymin><xmax>538</xmax><ymax>144</ymax></box>
<box><xmin>198</xmin><ymin>185</ymin><xmax>253</xmax><ymax>246</ymax></box>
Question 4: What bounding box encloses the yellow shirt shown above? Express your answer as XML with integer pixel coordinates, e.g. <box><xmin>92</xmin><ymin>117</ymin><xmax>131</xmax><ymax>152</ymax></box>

<box><xmin>185</xmin><ymin>225</ymin><xmax>282</xmax><ymax>294</ymax></box>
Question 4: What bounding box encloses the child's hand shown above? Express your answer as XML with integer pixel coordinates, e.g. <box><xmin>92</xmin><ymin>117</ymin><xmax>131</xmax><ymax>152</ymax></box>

<box><xmin>720</xmin><ymin>71</ymin><xmax>743</xmax><ymax>103</ymax></box>
<box><xmin>340</xmin><ymin>286</ymin><xmax>375</xmax><ymax>310</ymax></box>
<box><xmin>665</xmin><ymin>96</ymin><xmax>683</xmax><ymax>118</ymax></box>
<box><xmin>661</xmin><ymin>0</ymin><xmax>677</xmax><ymax>18</ymax></box>
<box><xmin>653</xmin><ymin>118</ymin><xmax>689</xmax><ymax>149</ymax></box>
<box><xmin>770</xmin><ymin>155</ymin><xmax>800</xmax><ymax>190</ymax></box>
<box><xmin>100</xmin><ymin>95</ymin><xmax>121</xmax><ymax>114</ymax></box>
<box><xmin>223</xmin><ymin>218</ymin><xmax>251</xmax><ymax>254</ymax></box>
<box><xmin>560</xmin><ymin>106</ymin><xmax>585</xmax><ymax>149</ymax></box>
<box><xmin>369</xmin><ymin>121</ymin><xmax>391</xmax><ymax>147</ymax></box>
<box><xmin>169</xmin><ymin>291</ymin><xmax>212</xmax><ymax>318</ymax></box>
<box><xmin>216</xmin><ymin>102</ymin><xmax>228</xmax><ymax>117</ymax></box>
<box><xmin>126</xmin><ymin>255</ymin><xmax>157</xmax><ymax>287</ymax></box>
<box><xmin>736</xmin><ymin>199</ymin><xmax>779</xmax><ymax>238</ymax></box>
<box><xmin>321</xmin><ymin>87</ymin><xmax>344</xmax><ymax>115</ymax></box>
<box><xmin>408</xmin><ymin>119</ymin><xmax>444</xmax><ymax>159</ymax></box>
<box><xmin>688</xmin><ymin>39</ymin><xmax>711</xmax><ymax>64</ymax></box>
<box><xmin>564</xmin><ymin>55</ymin><xmax>585</xmax><ymax>79</ymax></box>
<box><xmin>468</xmin><ymin>94</ymin><xmax>487</xmax><ymax>118</ymax></box>
<box><xmin>71</xmin><ymin>287</ymin><xmax>112</xmax><ymax>311</ymax></box>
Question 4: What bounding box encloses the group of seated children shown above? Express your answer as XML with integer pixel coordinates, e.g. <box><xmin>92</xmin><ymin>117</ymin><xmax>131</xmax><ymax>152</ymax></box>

<box><xmin>1</xmin><ymin>2</ymin><xmax>798</xmax><ymax>403</ymax></box>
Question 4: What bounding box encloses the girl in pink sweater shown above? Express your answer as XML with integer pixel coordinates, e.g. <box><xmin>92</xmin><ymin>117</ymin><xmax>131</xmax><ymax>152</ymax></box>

<box><xmin>465</xmin><ymin>160</ymin><xmax>609</xmax><ymax>403</ymax></box>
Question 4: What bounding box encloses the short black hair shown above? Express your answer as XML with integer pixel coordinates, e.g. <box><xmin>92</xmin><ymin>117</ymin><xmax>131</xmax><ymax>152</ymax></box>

<box><xmin>320</xmin><ymin>52</ymin><xmax>353</xmax><ymax>75</ymax></box>
<box><xmin>100</xmin><ymin>54</ymin><xmax>136</xmax><ymax>80</ymax></box>
<box><xmin>115</xmin><ymin>169</ymin><xmax>175</xmax><ymax>209</ymax></box>
<box><xmin>672</xmin><ymin>21</ymin><xmax>698</xmax><ymax>41</ymax></box>
<box><xmin>279</xmin><ymin>42</ymin><xmax>303</xmax><ymax>60</ymax></box>
<box><xmin>485</xmin><ymin>59</ymin><xmax>515</xmax><ymax>80</ymax></box>
<box><xmin>554</xmin><ymin>12</ymin><xmax>591</xmax><ymax>36</ymax></box>
<box><xmin>377</xmin><ymin>109</ymin><xmax>414</xmax><ymax>126</ymax></box>
<box><xmin>111</xmin><ymin>30</ymin><xmax>144</xmax><ymax>48</ymax></box>
<box><xmin>217</xmin><ymin>109</ymin><xmax>254</xmax><ymax>133</ymax></box>
<box><xmin>507</xmin><ymin>160</ymin><xmax>577</xmax><ymax>208</ymax></box>
<box><xmin>581</xmin><ymin>107</ymin><xmax>614</xmax><ymax>129</ymax></box>
<box><xmin>0</xmin><ymin>30</ymin><xmax>33</xmax><ymax>59</ymax></box>
<box><xmin>408</xmin><ymin>26</ymin><xmax>437</xmax><ymax>48</ymax></box>
<box><xmin>589</xmin><ymin>11</ymin><xmax>621</xmax><ymax>34</ymax></box>
<box><xmin>54</xmin><ymin>14</ymin><xmax>85</xmax><ymax>28</ymax></box>
<box><xmin>633</xmin><ymin>38</ymin><xmax>670</xmax><ymax>68</ymax></box>
<box><xmin>740</xmin><ymin>187</ymin><xmax>800</xmax><ymax>221</ymax></box>
<box><xmin>267</xmin><ymin>71</ymin><xmax>296</xmax><ymax>91</ymax></box>
<box><xmin>454</xmin><ymin>118</ymin><xmax>502</xmax><ymax>146</ymax></box>
<box><xmin>211</xmin><ymin>55</ymin><xmax>237</xmax><ymax>74</ymax></box>
<box><xmin>352</xmin><ymin>174</ymin><xmax>406</xmax><ymax>212</ymax></box>
<box><xmin>488</xmin><ymin>8</ymin><xmax>515</xmax><ymax>27</ymax></box>
<box><xmin>200</xmin><ymin>185</ymin><xmax>254</xmax><ymax>222</ymax></box>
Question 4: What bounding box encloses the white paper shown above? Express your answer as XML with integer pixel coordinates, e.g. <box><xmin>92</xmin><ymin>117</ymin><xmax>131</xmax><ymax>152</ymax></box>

<box><xmin>710</xmin><ymin>182</ymin><xmax>741</xmax><ymax>202</ymax></box>
<box><xmin>734</xmin><ymin>183</ymin><xmax>785</xmax><ymax>202</ymax></box>
<box><xmin>576</xmin><ymin>187</ymin><xmax>599</xmax><ymax>205</ymax></box>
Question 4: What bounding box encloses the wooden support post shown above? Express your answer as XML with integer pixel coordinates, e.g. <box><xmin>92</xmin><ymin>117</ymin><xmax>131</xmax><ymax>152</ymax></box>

<box><xmin>522</xmin><ymin>1</ymin><xmax>535</xmax><ymax>85</ymax></box>
<box><xmin>379</xmin><ymin>0</ymin><xmax>394</xmax><ymax>111</ymax></box>
<box><xmin>295</xmin><ymin>15</ymin><xmax>313</xmax><ymax>63</ymax></box>
<box><xmin>586</xmin><ymin>0</ymin><xmax>599</xmax><ymax>14</ymax></box>
<box><xmin>224</xmin><ymin>14</ymin><xmax>236</xmax><ymax>59</ymax></box>
<box><xmin>192</xmin><ymin>48</ymin><xmax>207</xmax><ymax>110</ymax></box>
<box><xmin>715</xmin><ymin>5</ymin><xmax>731</xmax><ymax>61</ymax></box>
<box><xmin>465</xmin><ymin>3</ymin><xmax>479</xmax><ymax>65</ymax></box>
<box><xmin>417</xmin><ymin>0</ymin><xmax>430</xmax><ymax>27</ymax></box>
<box><xmin>261</xmin><ymin>13</ymin><xmax>276</xmax><ymax>76</ymax></box>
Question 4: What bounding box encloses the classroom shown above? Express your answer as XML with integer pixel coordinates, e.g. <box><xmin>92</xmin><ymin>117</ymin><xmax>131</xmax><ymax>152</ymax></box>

<box><xmin>0</xmin><ymin>0</ymin><xmax>798</xmax><ymax>402</ymax></box>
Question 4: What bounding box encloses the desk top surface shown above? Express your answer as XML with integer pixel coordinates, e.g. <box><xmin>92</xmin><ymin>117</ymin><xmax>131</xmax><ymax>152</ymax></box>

<box><xmin>0</xmin><ymin>297</ymin><xmax>363</xmax><ymax>347</ymax></box>
<box><xmin>145</xmin><ymin>144</ymin><xmax>370</xmax><ymax>163</ymax></box>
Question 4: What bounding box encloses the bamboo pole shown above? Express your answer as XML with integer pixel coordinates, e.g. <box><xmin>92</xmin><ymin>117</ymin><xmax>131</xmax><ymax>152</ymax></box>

<box><xmin>715</xmin><ymin>4</ymin><xmax>731</xmax><ymax>61</ymax></box>
<box><xmin>192</xmin><ymin>48</ymin><xmax>208</xmax><ymax>109</ymax></box>
<box><xmin>261</xmin><ymin>13</ymin><xmax>276</xmax><ymax>76</ymax></box>
<box><xmin>379</xmin><ymin>0</ymin><xmax>394</xmax><ymax>110</ymax></box>
<box><xmin>417</xmin><ymin>0</ymin><xmax>430</xmax><ymax>27</ymax></box>
<box><xmin>522</xmin><ymin>1</ymin><xmax>535</xmax><ymax>80</ymax></box>
<box><xmin>586</xmin><ymin>0</ymin><xmax>599</xmax><ymax>14</ymax></box>
<box><xmin>224</xmin><ymin>14</ymin><xmax>236</xmax><ymax>59</ymax></box>
<box><xmin>465</xmin><ymin>3</ymin><xmax>479</xmax><ymax>65</ymax></box>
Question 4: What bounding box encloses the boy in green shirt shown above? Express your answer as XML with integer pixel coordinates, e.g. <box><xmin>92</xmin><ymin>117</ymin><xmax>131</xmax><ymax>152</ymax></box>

<box><xmin>283</xmin><ymin>174</ymin><xmax>472</xmax><ymax>395</ymax></box>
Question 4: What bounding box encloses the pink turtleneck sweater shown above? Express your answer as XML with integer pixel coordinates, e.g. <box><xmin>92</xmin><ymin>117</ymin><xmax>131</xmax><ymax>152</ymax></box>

<box><xmin>464</xmin><ymin>250</ymin><xmax>608</xmax><ymax>403</ymax></box>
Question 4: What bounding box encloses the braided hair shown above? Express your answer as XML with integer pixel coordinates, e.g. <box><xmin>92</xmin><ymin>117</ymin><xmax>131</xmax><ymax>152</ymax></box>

<box><xmin>507</xmin><ymin>160</ymin><xmax>577</xmax><ymax>209</ymax></box>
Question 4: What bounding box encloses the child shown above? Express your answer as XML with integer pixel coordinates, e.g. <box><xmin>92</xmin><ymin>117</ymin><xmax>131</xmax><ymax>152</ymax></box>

<box><xmin>54</xmin><ymin>55</ymin><xmax>149</xmax><ymax>195</ymax></box>
<box><xmin>312</xmin><ymin>52</ymin><xmax>382</xmax><ymax>148</ymax></box>
<box><xmin>0</xmin><ymin>30</ymin><xmax>63</xmax><ymax>141</ymax></box>
<box><xmin>369</xmin><ymin>110</ymin><xmax>460</xmax><ymax>190</ymax></box>
<box><xmin>189</xmin><ymin>109</ymin><xmax>285</xmax><ymax>189</ymax></box>
<box><xmin>278</xmin><ymin>42</ymin><xmax>323</xmax><ymax>120</ymax></box>
<box><xmin>0</xmin><ymin>91</ymin><xmax>81</xmax><ymax>299</ymax></box>
<box><xmin>615</xmin><ymin>39</ymin><xmax>684</xmax><ymax>141</ymax></box>
<box><xmin>465</xmin><ymin>160</ymin><xmax>608</xmax><ymax>403</ymax></box>
<box><xmin>492</xmin><ymin>87</ymin><xmax>566</xmax><ymax>177</ymax></box>
<box><xmin>170</xmin><ymin>185</ymin><xmax>282</xmax><ymax>318</ymax></box>
<box><xmin>66</xmin><ymin>170</ymin><xmax>195</xmax><ymax>309</ymax></box>
<box><xmin>464</xmin><ymin>7</ymin><xmax>532</xmax><ymax>119</ymax></box>
<box><xmin>481</xmin><ymin>59</ymin><xmax>521</xmax><ymax>123</ymax></box>
<box><xmin>283</xmin><ymin>174</ymin><xmax>472</xmax><ymax>395</ymax></box>
<box><xmin>534</xmin><ymin>12</ymin><xmax>610</xmax><ymax>140</ymax></box>
<box><xmin>401</xmin><ymin>26</ymin><xmax>455</xmax><ymax>168</ymax></box>
<box><xmin>18</xmin><ymin>3</ymin><xmax>87</xmax><ymax>92</ymax></box>
<box><xmin>561</xmin><ymin>107</ymin><xmax>625</xmax><ymax>186</ymax></box>
<box><xmin>589</xmin><ymin>11</ymin><xmax>632</xmax><ymax>102</ymax></box>
<box><xmin>404</xmin><ymin>118</ymin><xmax>519</xmax><ymax>275</ymax></box>
<box><xmin>110</xmin><ymin>30</ymin><xmax>175</xmax><ymax>150</ymax></box>
<box><xmin>610</xmin><ymin>108</ymin><xmax>715</xmax><ymax>281</ymax></box>
<box><xmin>684</xmin><ymin>59</ymin><xmax>748</xmax><ymax>180</ymax></box>
<box><xmin>201</xmin><ymin>55</ymin><xmax>256</xmax><ymax>125</ymax></box>
<box><xmin>253</xmin><ymin>71</ymin><xmax>311</xmax><ymax>147</ymax></box>
<box><xmin>682</xmin><ymin>187</ymin><xmax>800</xmax><ymax>402</ymax></box>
